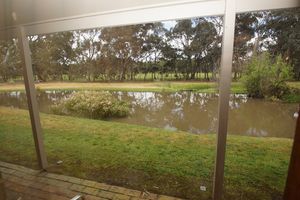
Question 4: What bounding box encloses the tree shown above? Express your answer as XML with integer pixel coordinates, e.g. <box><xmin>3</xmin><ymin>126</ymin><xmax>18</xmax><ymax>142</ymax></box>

<box><xmin>141</xmin><ymin>22</ymin><xmax>167</xmax><ymax>80</ymax></box>
<box><xmin>74</xmin><ymin>29</ymin><xmax>101</xmax><ymax>81</ymax></box>
<box><xmin>29</xmin><ymin>35</ymin><xmax>54</xmax><ymax>81</ymax></box>
<box><xmin>258</xmin><ymin>8</ymin><xmax>300</xmax><ymax>80</ymax></box>
<box><xmin>242</xmin><ymin>52</ymin><xmax>293</xmax><ymax>99</ymax></box>
<box><xmin>29</xmin><ymin>32</ymin><xmax>75</xmax><ymax>81</ymax></box>
<box><xmin>233</xmin><ymin>13</ymin><xmax>258</xmax><ymax>80</ymax></box>
<box><xmin>192</xmin><ymin>17</ymin><xmax>221</xmax><ymax>80</ymax></box>
<box><xmin>101</xmin><ymin>24</ymin><xmax>148</xmax><ymax>81</ymax></box>
<box><xmin>0</xmin><ymin>39</ymin><xmax>21</xmax><ymax>82</ymax></box>
<box><xmin>50</xmin><ymin>32</ymin><xmax>76</xmax><ymax>81</ymax></box>
<box><xmin>170</xmin><ymin>19</ymin><xmax>194</xmax><ymax>79</ymax></box>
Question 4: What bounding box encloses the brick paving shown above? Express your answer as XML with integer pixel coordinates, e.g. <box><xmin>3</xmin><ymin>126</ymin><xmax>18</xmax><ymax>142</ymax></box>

<box><xmin>0</xmin><ymin>161</ymin><xmax>183</xmax><ymax>200</ymax></box>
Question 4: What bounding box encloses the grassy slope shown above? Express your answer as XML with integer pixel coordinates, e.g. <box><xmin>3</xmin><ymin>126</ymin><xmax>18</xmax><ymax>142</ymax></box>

<box><xmin>0</xmin><ymin>81</ymin><xmax>241</xmax><ymax>93</ymax></box>
<box><xmin>0</xmin><ymin>81</ymin><xmax>298</xmax><ymax>102</ymax></box>
<box><xmin>0</xmin><ymin>107</ymin><xmax>292</xmax><ymax>200</ymax></box>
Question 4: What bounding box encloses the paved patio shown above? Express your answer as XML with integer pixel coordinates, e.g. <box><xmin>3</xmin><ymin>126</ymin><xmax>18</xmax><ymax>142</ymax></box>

<box><xmin>0</xmin><ymin>161</ymin><xmax>182</xmax><ymax>200</ymax></box>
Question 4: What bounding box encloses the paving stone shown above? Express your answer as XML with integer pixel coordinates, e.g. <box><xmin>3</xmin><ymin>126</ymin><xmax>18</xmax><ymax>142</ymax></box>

<box><xmin>47</xmin><ymin>194</ymin><xmax>70</xmax><ymax>200</ymax></box>
<box><xmin>158</xmin><ymin>195</ymin><xmax>179</xmax><ymax>200</ymax></box>
<box><xmin>65</xmin><ymin>190</ymin><xmax>82</xmax><ymax>198</ymax></box>
<box><xmin>68</xmin><ymin>176</ymin><xmax>84</xmax><ymax>184</ymax></box>
<box><xmin>25</xmin><ymin>188</ymin><xmax>50</xmax><ymax>199</ymax></box>
<box><xmin>94</xmin><ymin>182</ymin><xmax>111</xmax><ymax>191</ymax></box>
<box><xmin>0</xmin><ymin>166</ymin><xmax>15</xmax><ymax>174</ymax></box>
<box><xmin>6</xmin><ymin>189</ymin><xmax>44</xmax><ymax>200</ymax></box>
<box><xmin>85</xmin><ymin>194</ymin><xmax>108</xmax><ymax>200</ymax></box>
<box><xmin>1</xmin><ymin>173</ymin><xmax>10</xmax><ymax>179</ymax></box>
<box><xmin>53</xmin><ymin>180</ymin><xmax>73</xmax><ymax>188</ymax></box>
<box><xmin>8</xmin><ymin>175</ymin><xmax>33</xmax><ymax>188</ymax></box>
<box><xmin>22</xmin><ymin>173</ymin><xmax>36</xmax><ymax>181</ymax></box>
<box><xmin>70</xmin><ymin>184</ymin><xmax>86</xmax><ymax>192</ymax></box>
<box><xmin>83</xmin><ymin>187</ymin><xmax>100</xmax><ymax>195</ymax></box>
<box><xmin>55</xmin><ymin>174</ymin><xmax>71</xmax><ymax>182</ymax></box>
<box><xmin>109</xmin><ymin>185</ymin><xmax>126</xmax><ymax>194</ymax></box>
<box><xmin>122</xmin><ymin>189</ymin><xmax>141</xmax><ymax>197</ymax></box>
<box><xmin>4</xmin><ymin>181</ymin><xmax>23</xmax><ymax>192</ymax></box>
<box><xmin>42</xmin><ymin>184</ymin><xmax>71</xmax><ymax>196</ymax></box>
<box><xmin>82</xmin><ymin>179</ymin><xmax>97</xmax><ymax>187</ymax></box>
<box><xmin>39</xmin><ymin>177</ymin><xmax>71</xmax><ymax>188</ymax></box>
<box><xmin>44</xmin><ymin>173</ymin><xmax>64</xmax><ymax>180</ymax></box>
<box><xmin>7</xmin><ymin>175</ymin><xmax>22</xmax><ymax>182</ymax></box>
<box><xmin>0</xmin><ymin>161</ymin><xmax>182</xmax><ymax>200</ymax></box>
<box><xmin>14</xmin><ymin>170</ymin><xmax>26</xmax><ymax>178</ymax></box>
<box><xmin>129</xmin><ymin>197</ymin><xmax>153</xmax><ymax>200</ymax></box>
<box><xmin>98</xmin><ymin>190</ymin><xmax>115</xmax><ymax>199</ymax></box>
<box><xmin>36</xmin><ymin>176</ymin><xmax>50</xmax><ymax>184</ymax></box>
<box><xmin>30</xmin><ymin>181</ymin><xmax>48</xmax><ymax>190</ymax></box>
<box><xmin>43</xmin><ymin>173</ymin><xmax>70</xmax><ymax>182</ymax></box>
<box><xmin>40</xmin><ymin>177</ymin><xmax>59</xmax><ymax>185</ymax></box>
<box><xmin>140</xmin><ymin>192</ymin><xmax>158</xmax><ymax>200</ymax></box>
<box><xmin>9</xmin><ymin>164</ymin><xmax>37</xmax><ymax>175</ymax></box>
<box><xmin>113</xmin><ymin>193</ymin><xmax>131</xmax><ymax>200</ymax></box>
<box><xmin>0</xmin><ymin>161</ymin><xmax>15</xmax><ymax>169</ymax></box>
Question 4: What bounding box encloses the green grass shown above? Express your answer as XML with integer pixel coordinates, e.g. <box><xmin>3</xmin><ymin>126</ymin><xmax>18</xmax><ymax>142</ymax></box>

<box><xmin>0</xmin><ymin>106</ymin><xmax>292</xmax><ymax>200</ymax></box>
<box><xmin>0</xmin><ymin>81</ymin><xmax>243</xmax><ymax>93</ymax></box>
<box><xmin>0</xmin><ymin>80</ymin><xmax>299</xmax><ymax>96</ymax></box>
<box><xmin>1</xmin><ymin>81</ymin><xmax>298</xmax><ymax>103</ymax></box>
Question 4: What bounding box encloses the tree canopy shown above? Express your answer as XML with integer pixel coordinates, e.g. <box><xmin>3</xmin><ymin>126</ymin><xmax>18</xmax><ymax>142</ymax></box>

<box><xmin>0</xmin><ymin>8</ymin><xmax>299</xmax><ymax>82</ymax></box>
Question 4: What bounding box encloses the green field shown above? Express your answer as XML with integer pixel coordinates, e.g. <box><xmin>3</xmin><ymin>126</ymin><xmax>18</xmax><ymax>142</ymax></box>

<box><xmin>1</xmin><ymin>81</ymin><xmax>299</xmax><ymax>102</ymax></box>
<box><xmin>0</xmin><ymin>81</ymin><xmax>228</xmax><ymax>93</ymax></box>
<box><xmin>0</xmin><ymin>106</ymin><xmax>292</xmax><ymax>200</ymax></box>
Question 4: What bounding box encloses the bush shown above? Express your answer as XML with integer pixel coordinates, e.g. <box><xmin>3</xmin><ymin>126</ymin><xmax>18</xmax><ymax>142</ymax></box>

<box><xmin>51</xmin><ymin>91</ymin><xmax>130</xmax><ymax>119</ymax></box>
<box><xmin>241</xmin><ymin>53</ymin><xmax>293</xmax><ymax>99</ymax></box>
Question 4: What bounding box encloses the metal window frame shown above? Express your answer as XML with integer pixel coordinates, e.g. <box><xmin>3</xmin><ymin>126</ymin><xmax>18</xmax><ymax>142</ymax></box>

<box><xmin>16</xmin><ymin>26</ymin><xmax>48</xmax><ymax>169</ymax></box>
<box><xmin>0</xmin><ymin>0</ymin><xmax>299</xmax><ymax>199</ymax></box>
<box><xmin>212</xmin><ymin>0</ymin><xmax>236</xmax><ymax>199</ymax></box>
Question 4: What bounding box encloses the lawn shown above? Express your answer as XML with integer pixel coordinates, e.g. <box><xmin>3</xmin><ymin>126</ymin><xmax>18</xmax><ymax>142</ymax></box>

<box><xmin>0</xmin><ymin>81</ymin><xmax>297</xmax><ymax>94</ymax></box>
<box><xmin>1</xmin><ymin>81</ymin><xmax>299</xmax><ymax>102</ymax></box>
<box><xmin>0</xmin><ymin>106</ymin><xmax>292</xmax><ymax>200</ymax></box>
<box><xmin>0</xmin><ymin>81</ymin><xmax>223</xmax><ymax>93</ymax></box>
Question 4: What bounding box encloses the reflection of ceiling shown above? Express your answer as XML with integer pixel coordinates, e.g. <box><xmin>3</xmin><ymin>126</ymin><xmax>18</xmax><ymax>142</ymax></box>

<box><xmin>0</xmin><ymin>0</ymin><xmax>299</xmax><ymax>39</ymax></box>
<box><xmin>1</xmin><ymin>0</ymin><xmax>194</xmax><ymax>27</ymax></box>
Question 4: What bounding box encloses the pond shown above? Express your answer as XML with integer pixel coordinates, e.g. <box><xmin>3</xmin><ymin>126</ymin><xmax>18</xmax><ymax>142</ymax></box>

<box><xmin>0</xmin><ymin>90</ymin><xmax>297</xmax><ymax>138</ymax></box>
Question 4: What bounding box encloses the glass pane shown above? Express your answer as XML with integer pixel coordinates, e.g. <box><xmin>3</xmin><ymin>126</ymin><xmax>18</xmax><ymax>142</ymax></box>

<box><xmin>0</xmin><ymin>39</ymin><xmax>38</xmax><ymax>169</ymax></box>
<box><xmin>225</xmin><ymin>8</ymin><xmax>299</xmax><ymax>199</ymax></box>
<box><xmin>4</xmin><ymin>16</ymin><xmax>223</xmax><ymax>199</ymax></box>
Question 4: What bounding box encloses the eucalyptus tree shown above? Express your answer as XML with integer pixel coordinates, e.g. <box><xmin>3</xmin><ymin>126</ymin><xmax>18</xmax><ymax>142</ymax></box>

<box><xmin>192</xmin><ymin>17</ymin><xmax>221</xmax><ymax>80</ymax></box>
<box><xmin>140</xmin><ymin>22</ymin><xmax>167</xmax><ymax>80</ymax></box>
<box><xmin>29</xmin><ymin>35</ymin><xmax>56</xmax><ymax>81</ymax></box>
<box><xmin>48</xmin><ymin>32</ymin><xmax>76</xmax><ymax>80</ymax></box>
<box><xmin>28</xmin><ymin>32</ymin><xmax>75</xmax><ymax>81</ymax></box>
<box><xmin>101</xmin><ymin>24</ymin><xmax>149</xmax><ymax>81</ymax></box>
<box><xmin>160</xmin><ymin>42</ymin><xmax>178</xmax><ymax>79</ymax></box>
<box><xmin>170</xmin><ymin>19</ymin><xmax>195</xmax><ymax>79</ymax></box>
<box><xmin>258</xmin><ymin>8</ymin><xmax>300</xmax><ymax>79</ymax></box>
<box><xmin>74</xmin><ymin>29</ymin><xmax>102</xmax><ymax>81</ymax></box>
<box><xmin>233</xmin><ymin>13</ymin><xmax>258</xmax><ymax>80</ymax></box>
<box><xmin>0</xmin><ymin>39</ymin><xmax>21</xmax><ymax>82</ymax></box>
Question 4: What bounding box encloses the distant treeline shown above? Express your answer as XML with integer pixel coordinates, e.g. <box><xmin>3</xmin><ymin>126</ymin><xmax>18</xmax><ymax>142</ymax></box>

<box><xmin>0</xmin><ymin>8</ymin><xmax>299</xmax><ymax>82</ymax></box>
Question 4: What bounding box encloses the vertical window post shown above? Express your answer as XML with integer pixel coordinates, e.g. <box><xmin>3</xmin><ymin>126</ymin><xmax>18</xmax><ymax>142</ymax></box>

<box><xmin>213</xmin><ymin>0</ymin><xmax>236</xmax><ymax>199</ymax></box>
<box><xmin>17</xmin><ymin>26</ymin><xmax>48</xmax><ymax>170</ymax></box>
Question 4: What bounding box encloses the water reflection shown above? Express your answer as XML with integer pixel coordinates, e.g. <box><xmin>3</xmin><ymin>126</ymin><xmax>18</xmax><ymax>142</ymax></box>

<box><xmin>0</xmin><ymin>91</ymin><xmax>297</xmax><ymax>138</ymax></box>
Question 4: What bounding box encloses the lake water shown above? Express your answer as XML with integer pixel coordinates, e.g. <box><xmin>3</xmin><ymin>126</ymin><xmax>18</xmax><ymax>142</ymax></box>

<box><xmin>0</xmin><ymin>90</ymin><xmax>297</xmax><ymax>138</ymax></box>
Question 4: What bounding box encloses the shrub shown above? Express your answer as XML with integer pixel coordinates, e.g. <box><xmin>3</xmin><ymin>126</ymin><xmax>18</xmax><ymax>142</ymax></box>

<box><xmin>51</xmin><ymin>91</ymin><xmax>130</xmax><ymax>119</ymax></box>
<box><xmin>241</xmin><ymin>53</ymin><xmax>293</xmax><ymax>99</ymax></box>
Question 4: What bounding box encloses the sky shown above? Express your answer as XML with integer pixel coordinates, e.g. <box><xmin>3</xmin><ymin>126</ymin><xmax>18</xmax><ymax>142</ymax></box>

<box><xmin>162</xmin><ymin>20</ymin><xmax>176</xmax><ymax>30</ymax></box>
